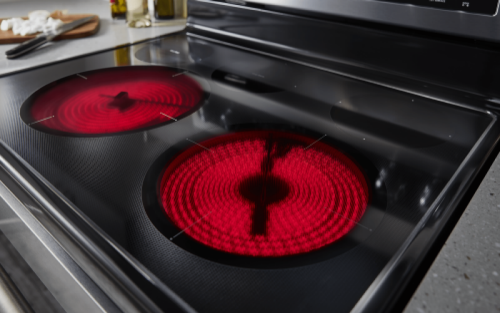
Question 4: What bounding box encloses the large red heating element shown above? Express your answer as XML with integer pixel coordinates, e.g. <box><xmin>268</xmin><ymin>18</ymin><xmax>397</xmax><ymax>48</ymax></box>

<box><xmin>26</xmin><ymin>67</ymin><xmax>204</xmax><ymax>135</ymax></box>
<box><xmin>160</xmin><ymin>130</ymin><xmax>370</xmax><ymax>257</ymax></box>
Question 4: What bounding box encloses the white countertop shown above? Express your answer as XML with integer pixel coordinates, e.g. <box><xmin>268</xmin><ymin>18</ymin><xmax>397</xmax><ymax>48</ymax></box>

<box><xmin>0</xmin><ymin>0</ymin><xmax>185</xmax><ymax>76</ymax></box>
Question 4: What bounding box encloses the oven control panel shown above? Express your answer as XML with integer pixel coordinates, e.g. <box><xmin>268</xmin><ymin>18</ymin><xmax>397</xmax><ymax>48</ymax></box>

<box><xmin>379</xmin><ymin>0</ymin><xmax>499</xmax><ymax>15</ymax></box>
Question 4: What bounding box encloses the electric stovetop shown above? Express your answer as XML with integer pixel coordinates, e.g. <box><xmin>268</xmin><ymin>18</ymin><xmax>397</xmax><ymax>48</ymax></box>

<box><xmin>0</xmin><ymin>31</ymin><xmax>497</xmax><ymax>312</ymax></box>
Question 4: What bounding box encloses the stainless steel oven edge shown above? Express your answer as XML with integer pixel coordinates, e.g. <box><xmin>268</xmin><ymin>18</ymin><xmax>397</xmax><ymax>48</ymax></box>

<box><xmin>352</xmin><ymin>114</ymin><xmax>500</xmax><ymax>312</ymax></box>
<box><xmin>201</xmin><ymin>0</ymin><xmax>500</xmax><ymax>42</ymax></box>
<box><xmin>0</xmin><ymin>159</ymin><xmax>117</xmax><ymax>312</ymax></box>
<box><xmin>0</xmin><ymin>140</ymin><xmax>194</xmax><ymax>313</ymax></box>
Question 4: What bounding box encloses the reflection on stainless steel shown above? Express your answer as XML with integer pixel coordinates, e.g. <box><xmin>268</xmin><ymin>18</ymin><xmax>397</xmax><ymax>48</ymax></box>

<box><xmin>420</xmin><ymin>186</ymin><xmax>431</xmax><ymax>206</ymax></box>
<box><xmin>224</xmin><ymin>74</ymin><xmax>247</xmax><ymax>85</ymax></box>
<box><xmin>198</xmin><ymin>107</ymin><xmax>206</xmax><ymax>122</ymax></box>
<box><xmin>0</xmin><ymin>262</ymin><xmax>34</xmax><ymax>313</ymax></box>
<box><xmin>192</xmin><ymin>0</ymin><xmax>500</xmax><ymax>42</ymax></box>
<box><xmin>375</xmin><ymin>168</ymin><xmax>388</xmax><ymax>189</ymax></box>
<box><xmin>0</xmin><ymin>163</ymin><xmax>117</xmax><ymax>313</ymax></box>
<box><xmin>135</xmin><ymin>34</ymin><xmax>213</xmax><ymax>66</ymax></box>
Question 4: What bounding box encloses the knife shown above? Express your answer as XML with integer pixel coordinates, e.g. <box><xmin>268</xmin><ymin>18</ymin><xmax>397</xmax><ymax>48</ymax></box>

<box><xmin>5</xmin><ymin>15</ymin><xmax>96</xmax><ymax>59</ymax></box>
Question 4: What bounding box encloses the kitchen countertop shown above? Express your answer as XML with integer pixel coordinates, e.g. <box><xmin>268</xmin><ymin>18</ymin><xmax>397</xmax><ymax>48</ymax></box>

<box><xmin>404</xmin><ymin>153</ymin><xmax>500</xmax><ymax>312</ymax></box>
<box><xmin>0</xmin><ymin>0</ymin><xmax>185</xmax><ymax>77</ymax></box>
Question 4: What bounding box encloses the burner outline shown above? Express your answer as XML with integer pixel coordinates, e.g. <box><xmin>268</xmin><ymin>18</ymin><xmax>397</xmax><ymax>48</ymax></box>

<box><xmin>143</xmin><ymin>125</ymin><xmax>387</xmax><ymax>268</ymax></box>
<box><xmin>20</xmin><ymin>66</ymin><xmax>210</xmax><ymax>137</ymax></box>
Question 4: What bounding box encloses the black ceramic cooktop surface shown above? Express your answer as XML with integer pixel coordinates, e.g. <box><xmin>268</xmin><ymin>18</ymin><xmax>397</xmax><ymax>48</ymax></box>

<box><xmin>0</xmin><ymin>32</ymin><xmax>495</xmax><ymax>313</ymax></box>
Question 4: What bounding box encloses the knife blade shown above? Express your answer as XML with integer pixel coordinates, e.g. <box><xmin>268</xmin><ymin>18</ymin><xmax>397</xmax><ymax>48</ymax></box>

<box><xmin>5</xmin><ymin>15</ymin><xmax>96</xmax><ymax>59</ymax></box>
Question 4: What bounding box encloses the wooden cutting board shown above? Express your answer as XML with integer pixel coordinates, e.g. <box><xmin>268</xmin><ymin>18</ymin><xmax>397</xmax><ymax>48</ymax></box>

<box><xmin>0</xmin><ymin>12</ymin><xmax>100</xmax><ymax>44</ymax></box>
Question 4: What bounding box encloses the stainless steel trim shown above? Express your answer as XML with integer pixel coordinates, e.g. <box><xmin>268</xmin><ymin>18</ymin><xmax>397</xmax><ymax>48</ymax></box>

<box><xmin>187</xmin><ymin>29</ymin><xmax>492</xmax><ymax>114</ymax></box>
<box><xmin>0</xmin><ymin>177</ymin><xmax>116</xmax><ymax>313</ymax></box>
<box><xmin>193</xmin><ymin>0</ymin><xmax>500</xmax><ymax>42</ymax></box>
<box><xmin>0</xmin><ymin>263</ymin><xmax>34</xmax><ymax>313</ymax></box>
<box><xmin>351</xmin><ymin>113</ymin><xmax>498</xmax><ymax>312</ymax></box>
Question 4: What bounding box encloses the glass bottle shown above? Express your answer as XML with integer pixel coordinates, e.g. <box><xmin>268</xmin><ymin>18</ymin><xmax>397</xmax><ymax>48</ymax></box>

<box><xmin>111</xmin><ymin>0</ymin><xmax>127</xmax><ymax>19</ymax></box>
<box><xmin>155</xmin><ymin>0</ymin><xmax>175</xmax><ymax>19</ymax></box>
<box><xmin>114</xmin><ymin>46</ymin><xmax>131</xmax><ymax>66</ymax></box>
<box><xmin>127</xmin><ymin>0</ymin><xmax>151</xmax><ymax>28</ymax></box>
<box><xmin>174</xmin><ymin>0</ymin><xmax>187</xmax><ymax>19</ymax></box>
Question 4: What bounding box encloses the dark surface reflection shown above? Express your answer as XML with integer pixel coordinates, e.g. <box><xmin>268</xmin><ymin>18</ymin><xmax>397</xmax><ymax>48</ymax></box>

<box><xmin>135</xmin><ymin>34</ymin><xmax>213</xmax><ymax>66</ymax></box>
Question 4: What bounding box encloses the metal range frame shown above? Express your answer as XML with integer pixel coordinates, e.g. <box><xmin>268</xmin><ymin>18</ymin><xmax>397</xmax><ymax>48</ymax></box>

<box><xmin>201</xmin><ymin>0</ymin><xmax>500</xmax><ymax>42</ymax></box>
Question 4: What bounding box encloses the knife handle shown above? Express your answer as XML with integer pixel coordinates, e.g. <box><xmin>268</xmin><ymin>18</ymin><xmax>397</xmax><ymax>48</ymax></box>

<box><xmin>5</xmin><ymin>35</ymin><xmax>48</xmax><ymax>59</ymax></box>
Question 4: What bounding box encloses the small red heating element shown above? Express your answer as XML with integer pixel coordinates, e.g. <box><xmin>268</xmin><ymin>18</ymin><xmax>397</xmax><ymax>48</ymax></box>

<box><xmin>160</xmin><ymin>130</ymin><xmax>370</xmax><ymax>257</ymax></box>
<box><xmin>25</xmin><ymin>67</ymin><xmax>204</xmax><ymax>135</ymax></box>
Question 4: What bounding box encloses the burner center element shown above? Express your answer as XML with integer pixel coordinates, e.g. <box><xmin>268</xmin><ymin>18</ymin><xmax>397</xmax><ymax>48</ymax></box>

<box><xmin>160</xmin><ymin>130</ymin><xmax>370</xmax><ymax>257</ymax></box>
<box><xmin>239</xmin><ymin>174</ymin><xmax>290</xmax><ymax>236</ymax></box>
<box><xmin>107</xmin><ymin>91</ymin><xmax>136</xmax><ymax>111</ymax></box>
<box><xmin>239</xmin><ymin>134</ymin><xmax>291</xmax><ymax>236</ymax></box>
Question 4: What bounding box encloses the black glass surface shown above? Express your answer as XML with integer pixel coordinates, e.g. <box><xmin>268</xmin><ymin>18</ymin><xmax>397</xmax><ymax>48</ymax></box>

<box><xmin>0</xmin><ymin>32</ymin><xmax>494</xmax><ymax>313</ymax></box>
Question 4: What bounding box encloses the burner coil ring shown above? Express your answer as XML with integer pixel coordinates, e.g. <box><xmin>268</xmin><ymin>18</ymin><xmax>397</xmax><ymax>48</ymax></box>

<box><xmin>160</xmin><ymin>130</ymin><xmax>370</xmax><ymax>257</ymax></box>
<box><xmin>22</xmin><ymin>67</ymin><xmax>205</xmax><ymax>136</ymax></box>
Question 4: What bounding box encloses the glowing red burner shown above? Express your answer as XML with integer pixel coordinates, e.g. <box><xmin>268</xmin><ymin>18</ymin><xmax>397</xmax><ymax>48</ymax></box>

<box><xmin>25</xmin><ymin>67</ymin><xmax>204</xmax><ymax>135</ymax></box>
<box><xmin>160</xmin><ymin>130</ymin><xmax>370</xmax><ymax>257</ymax></box>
